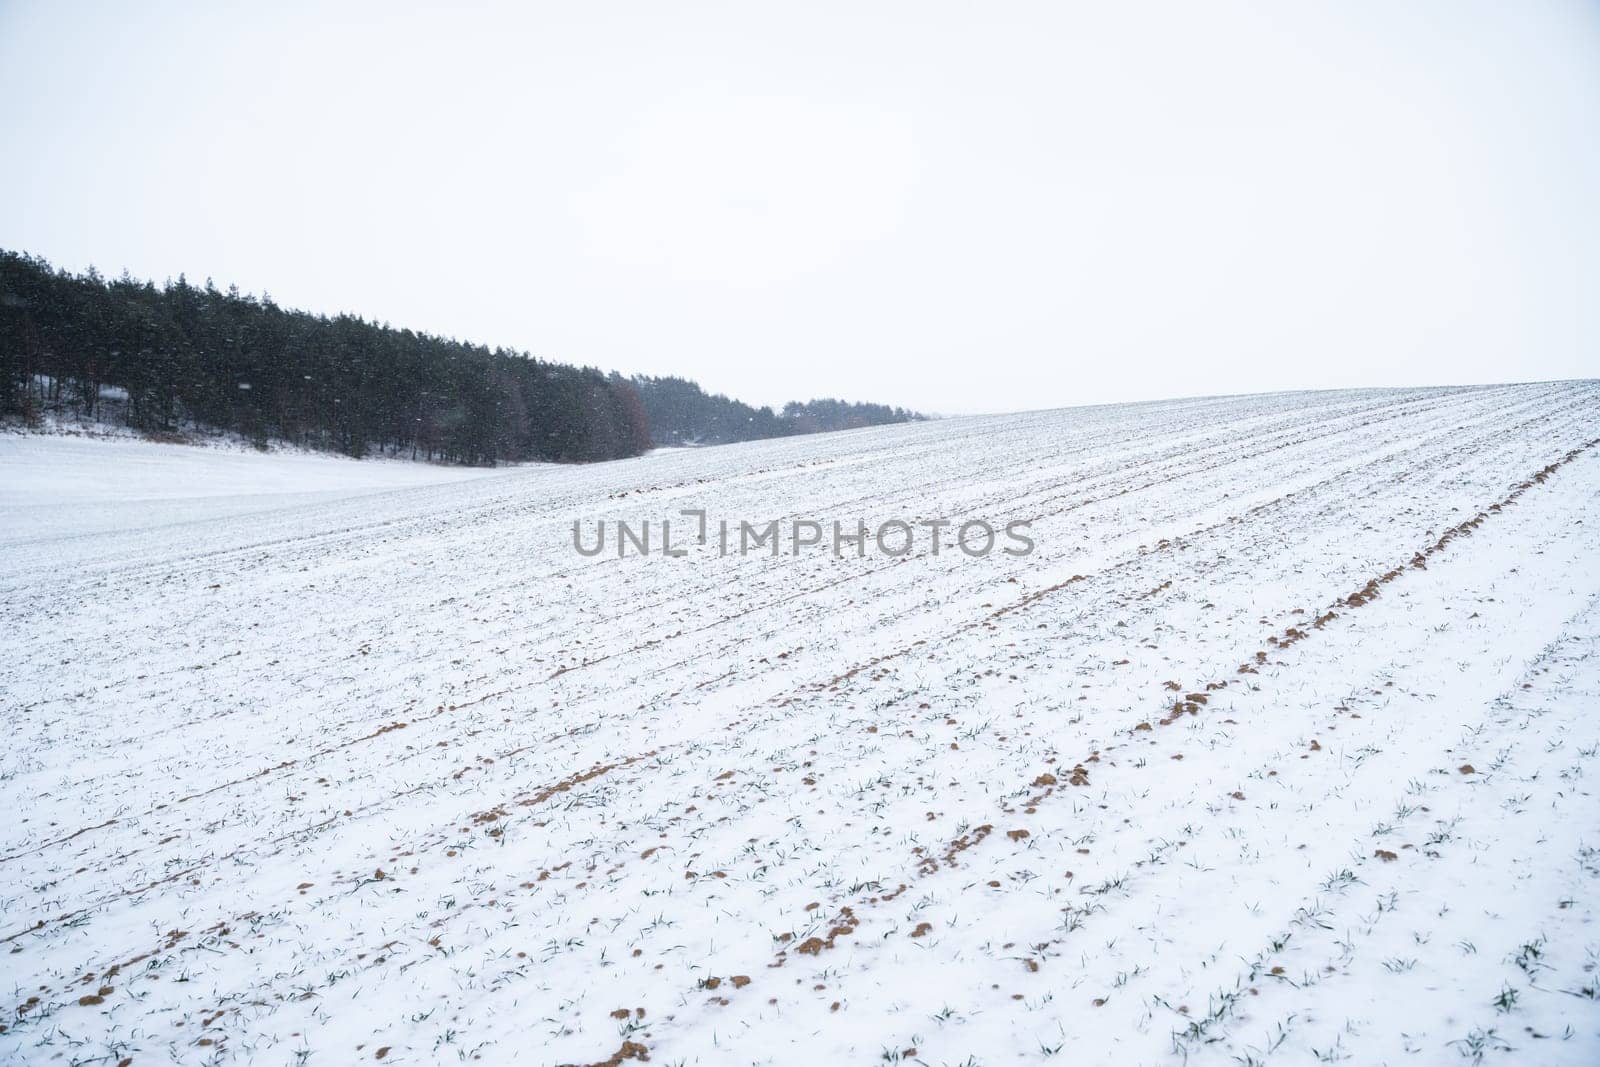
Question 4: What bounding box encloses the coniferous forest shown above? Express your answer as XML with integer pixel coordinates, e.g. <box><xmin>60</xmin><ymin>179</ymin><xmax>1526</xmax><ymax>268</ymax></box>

<box><xmin>0</xmin><ymin>251</ymin><xmax>923</xmax><ymax>465</ymax></box>
<box><xmin>630</xmin><ymin>375</ymin><xmax>923</xmax><ymax>447</ymax></box>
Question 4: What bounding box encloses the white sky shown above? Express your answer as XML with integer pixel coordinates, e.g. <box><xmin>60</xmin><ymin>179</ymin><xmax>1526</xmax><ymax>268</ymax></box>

<box><xmin>2</xmin><ymin>1</ymin><xmax>1596</xmax><ymax>414</ymax></box>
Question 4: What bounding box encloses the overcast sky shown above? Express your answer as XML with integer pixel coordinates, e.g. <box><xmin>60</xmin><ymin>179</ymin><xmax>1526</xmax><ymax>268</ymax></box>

<box><xmin>2</xmin><ymin>2</ymin><xmax>1596</xmax><ymax>414</ymax></box>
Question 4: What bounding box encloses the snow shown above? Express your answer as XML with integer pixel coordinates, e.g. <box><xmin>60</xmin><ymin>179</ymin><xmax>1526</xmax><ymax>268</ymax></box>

<box><xmin>2</xmin><ymin>382</ymin><xmax>1598</xmax><ymax>1065</ymax></box>
<box><xmin>0</xmin><ymin>435</ymin><xmax>501</xmax><ymax>545</ymax></box>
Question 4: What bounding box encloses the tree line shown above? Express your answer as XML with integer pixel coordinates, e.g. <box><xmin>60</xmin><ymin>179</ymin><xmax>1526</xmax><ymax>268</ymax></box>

<box><xmin>0</xmin><ymin>250</ymin><xmax>923</xmax><ymax>465</ymax></box>
<box><xmin>631</xmin><ymin>375</ymin><xmax>923</xmax><ymax>447</ymax></box>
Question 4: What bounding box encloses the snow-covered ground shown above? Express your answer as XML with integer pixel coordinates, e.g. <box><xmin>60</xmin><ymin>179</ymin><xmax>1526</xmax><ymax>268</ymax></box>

<box><xmin>0</xmin><ymin>436</ymin><xmax>500</xmax><ymax>545</ymax></box>
<box><xmin>3</xmin><ymin>383</ymin><xmax>1598</xmax><ymax>1066</ymax></box>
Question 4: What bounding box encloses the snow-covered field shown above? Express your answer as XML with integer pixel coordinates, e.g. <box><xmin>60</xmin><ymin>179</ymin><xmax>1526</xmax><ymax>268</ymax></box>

<box><xmin>0</xmin><ymin>436</ymin><xmax>500</xmax><ymax>545</ymax></box>
<box><xmin>3</xmin><ymin>383</ymin><xmax>1599</xmax><ymax>1066</ymax></box>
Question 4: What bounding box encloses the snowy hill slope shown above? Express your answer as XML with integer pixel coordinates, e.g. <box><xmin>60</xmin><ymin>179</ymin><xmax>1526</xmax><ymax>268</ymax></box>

<box><xmin>0</xmin><ymin>435</ymin><xmax>502</xmax><ymax>545</ymax></box>
<box><xmin>3</xmin><ymin>383</ymin><xmax>1599</xmax><ymax>1065</ymax></box>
